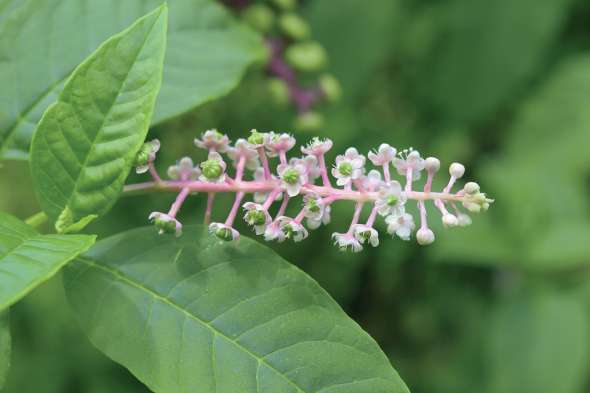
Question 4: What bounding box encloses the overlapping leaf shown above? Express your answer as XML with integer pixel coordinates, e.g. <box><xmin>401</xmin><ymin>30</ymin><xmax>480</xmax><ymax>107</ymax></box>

<box><xmin>30</xmin><ymin>5</ymin><xmax>168</xmax><ymax>231</ymax></box>
<box><xmin>0</xmin><ymin>311</ymin><xmax>9</xmax><ymax>389</ymax></box>
<box><xmin>64</xmin><ymin>226</ymin><xmax>410</xmax><ymax>393</ymax></box>
<box><xmin>0</xmin><ymin>212</ymin><xmax>95</xmax><ymax>310</ymax></box>
<box><xmin>0</xmin><ymin>0</ymin><xmax>264</xmax><ymax>160</ymax></box>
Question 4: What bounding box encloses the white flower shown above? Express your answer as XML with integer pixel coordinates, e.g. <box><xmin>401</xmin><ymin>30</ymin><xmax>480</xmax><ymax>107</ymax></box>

<box><xmin>362</xmin><ymin>170</ymin><xmax>384</xmax><ymax>191</ymax></box>
<box><xmin>199</xmin><ymin>152</ymin><xmax>227</xmax><ymax>183</ymax></box>
<box><xmin>135</xmin><ymin>139</ymin><xmax>160</xmax><ymax>174</ymax></box>
<box><xmin>194</xmin><ymin>129</ymin><xmax>230</xmax><ymax>152</ymax></box>
<box><xmin>246</xmin><ymin>129</ymin><xmax>267</xmax><ymax>148</ymax></box>
<box><xmin>301</xmin><ymin>137</ymin><xmax>333</xmax><ymax>156</ymax></box>
<box><xmin>242</xmin><ymin>202</ymin><xmax>271</xmax><ymax>235</ymax></box>
<box><xmin>416</xmin><ymin>228</ymin><xmax>435</xmax><ymax>245</ymax></box>
<box><xmin>278</xmin><ymin>216</ymin><xmax>308</xmax><ymax>242</ymax></box>
<box><xmin>264</xmin><ymin>132</ymin><xmax>296</xmax><ymax>156</ymax></box>
<box><xmin>393</xmin><ymin>148</ymin><xmax>425</xmax><ymax>180</ymax></box>
<box><xmin>264</xmin><ymin>222</ymin><xmax>286</xmax><ymax>242</ymax></box>
<box><xmin>385</xmin><ymin>212</ymin><xmax>415</xmax><ymax>241</ymax></box>
<box><xmin>352</xmin><ymin>225</ymin><xmax>379</xmax><ymax>247</ymax></box>
<box><xmin>442</xmin><ymin>213</ymin><xmax>458</xmax><ymax>228</ymax></box>
<box><xmin>149</xmin><ymin>212</ymin><xmax>182</xmax><ymax>237</ymax></box>
<box><xmin>303</xmin><ymin>193</ymin><xmax>325</xmax><ymax>221</ymax></box>
<box><xmin>307</xmin><ymin>203</ymin><xmax>331</xmax><ymax>229</ymax></box>
<box><xmin>227</xmin><ymin>139</ymin><xmax>260</xmax><ymax>170</ymax></box>
<box><xmin>368</xmin><ymin>143</ymin><xmax>396</xmax><ymax>166</ymax></box>
<box><xmin>331</xmin><ymin>232</ymin><xmax>363</xmax><ymax>252</ymax></box>
<box><xmin>209</xmin><ymin>223</ymin><xmax>240</xmax><ymax>241</ymax></box>
<box><xmin>277</xmin><ymin>162</ymin><xmax>307</xmax><ymax>197</ymax></box>
<box><xmin>292</xmin><ymin>155</ymin><xmax>321</xmax><ymax>182</ymax></box>
<box><xmin>167</xmin><ymin>157</ymin><xmax>201</xmax><ymax>180</ymax></box>
<box><xmin>331</xmin><ymin>147</ymin><xmax>365</xmax><ymax>186</ymax></box>
<box><xmin>375</xmin><ymin>181</ymin><xmax>405</xmax><ymax>216</ymax></box>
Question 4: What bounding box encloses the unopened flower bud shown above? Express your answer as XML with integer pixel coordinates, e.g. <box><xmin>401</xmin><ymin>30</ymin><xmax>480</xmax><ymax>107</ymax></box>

<box><xmin>242</xmin><ymin>4</ymin><xmax>275</xmax><ymax>33</ymax></box>
<box><xmin>285</xmin><ymin>41</ymin><xmax>328</xmax><ymax>72</ymax></box>
<box><xmin>319</xmin><ymin>74</ymin><xmax>342</xmax><ymax>103</ymax></box>
<box><xmin>279</xmin><ymin>13</ymin><xmax>310</xmax><ymax>41</ymax></box>
<box><xmin>272</xmin><ymin>0</ymin><xmax>296</xmax><ymax>11</ymax></box>
<box><xmin>295</xmin><ymin>111</ymin><xmax>324</xmax><ymax>131</ymax></box>
<box><xmin>424</xmin><ymin>157</ymin><xmax>440</xmax><ymax>172</ymax></box>
<box><xmin>267</xmin><ymin>78</ymin><xmax>290</xmax><ymax>107</ymax></box>
<box><xmin>201</xmin><ymin>159</ymin><xmax>223</xmax><ymax>180</ymax></box>
<box><xmin>457</xmin><ymin>213</ymin><xmax>472</xmax><ymax>227</ymax></box>
<box><xmin>464</xmin><ymin>182</ymin><xmax>480</xmax><ymax>194</ymax></box>
<box><xmin>449</xmin><ymin>163</ymin><xmax>465</xmax><ymax>179</ymax></box>
<box><xmin>442</xmin><ymin>214</ymin><xmax>458</xmax><ymax>227</ymax></box>
<box><xmin>416</xmin><ymin>228</ymin><xmax>435</xmax><ymax>245</ymax></box>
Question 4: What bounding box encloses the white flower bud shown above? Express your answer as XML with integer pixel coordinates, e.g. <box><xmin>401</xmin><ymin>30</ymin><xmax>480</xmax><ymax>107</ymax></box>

<box><xmin>449</xmin><ymin>162</ymin><xmax>465</xmax><ymax>179</ymax></box>
<box><xmin>442</xmin><ymin>214</ymin><xmax>458</xmax><ymax>227</ymax></box>
<box><xmin>424</xmin><ymin>157</ymin><xmax>440</xmax><ymax>172</ymax></box>
<box><xmin>457</xmin><ymin>213</ymin><xmax>472</xmax><ymax>227</ymax></box>
<box><xmin>416</xmin><ymin>228</ymin><xmax>435</xmax><ymax>245</ymax></box>
<box><xmin>464</xmin><ymin>182</ymin><xmax>480</xmax><ymax>194</ymax></box>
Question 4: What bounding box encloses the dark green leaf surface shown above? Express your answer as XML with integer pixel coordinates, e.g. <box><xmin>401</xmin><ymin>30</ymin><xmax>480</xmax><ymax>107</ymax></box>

<box><xmin>30</xmin><ymin>5</ymin><xmax>167</xmax><ymax>228</ymax></box>
<box><xmin>0</xmin><ymin>212</ymin><xmax>95</xmax><ymax>310</ymax></box>
<box><xmin>64</xmin><ymin>226</ymin><xmax>410</xmax><ymax>393</ymax></box>
<box><xmin>0</xmin><ymin>311</ymin><xmax>9</xmax><ymax>389</ymax></box>
<box><xmin>0</xmin><ymin>0</ymin><xmax>263</xmax><ymax>160</ymax></box>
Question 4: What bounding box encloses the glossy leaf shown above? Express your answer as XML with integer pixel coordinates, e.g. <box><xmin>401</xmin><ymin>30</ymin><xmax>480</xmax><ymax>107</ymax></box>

<box><xmin>64</xmin><ymin>226</ymin><xmax>410</xmax><ymax>393</ymax></box>
<box><xmin>30</xmin><ymin>5</ymin><xmax>168</xmax><ymax>230</ymax></box>
<box><xmin>0</xmin><ymin>311</ymin><xmax>9</xmax><ymax>389</ymax></box>
<box><xmin>0</xmin><ymin>212</ymin><xmax>95</xmax><ymax>310</ymax></box>
<box><xmin>0</xmin><ymin>0</ymin><xmax>264</xmax><ymax>160</ymax></box>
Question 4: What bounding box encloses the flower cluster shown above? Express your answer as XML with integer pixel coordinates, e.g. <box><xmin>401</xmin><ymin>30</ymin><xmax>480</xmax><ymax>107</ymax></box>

<box><xmin>131</xmin><ymin>129</ymin><xmax>493</xmax><ymax>252</ymax></box>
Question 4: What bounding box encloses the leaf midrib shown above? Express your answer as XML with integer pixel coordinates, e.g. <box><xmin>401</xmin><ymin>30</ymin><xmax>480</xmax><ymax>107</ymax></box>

<box><xmin>76</xmin><ymin>256</ymin><xmax>307</xmax><ymax>393</ymax></box>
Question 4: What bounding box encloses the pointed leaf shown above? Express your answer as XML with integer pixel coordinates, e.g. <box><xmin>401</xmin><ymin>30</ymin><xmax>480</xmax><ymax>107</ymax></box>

<box><xmin>0</xmin><ymin>0</ymin><xmax>263</xmax><ymax>160</ymax></box>
<box><xmin>64</xmin><ymin>226</ymin><xmax>410</xmax><ymax>393</ymax></box>
<box><xmin>0</xmin><ymin>212</ymin><xmax>95</xmax><ymax>310</ymax></box>
<box><xmin>0</xmin><ymin>311</ymin><xmax>9</xmax><ymax>389</ymax></box>
<box><xmin>30</xmin><ymin>5</ymin><xmax>168</xmax><ymax>228</ymax></box>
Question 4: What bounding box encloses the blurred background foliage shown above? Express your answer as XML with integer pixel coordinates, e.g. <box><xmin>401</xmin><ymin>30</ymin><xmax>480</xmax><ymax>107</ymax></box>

<box><xmin>1</xmin><ymin>0</ymin><xmax>590</xmax><ymax>392</ymax></box>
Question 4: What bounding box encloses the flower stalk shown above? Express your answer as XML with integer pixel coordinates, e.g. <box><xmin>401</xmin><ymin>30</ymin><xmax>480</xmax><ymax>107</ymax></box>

<box><xmin>131</xmin><ymin>130</ymin><xmax>493</xmax><ymax>251</ymax></box>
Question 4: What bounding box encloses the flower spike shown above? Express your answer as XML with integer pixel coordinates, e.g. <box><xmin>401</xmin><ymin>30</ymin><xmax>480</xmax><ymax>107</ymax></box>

<box><xmin>129</xmin><ymin>130</ymin><xmax>494</xmax><ymax>251</ymax></box>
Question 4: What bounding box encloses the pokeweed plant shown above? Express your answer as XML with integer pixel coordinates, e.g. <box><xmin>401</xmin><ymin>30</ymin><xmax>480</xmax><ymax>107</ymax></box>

<box><xmin>0</xmin><ymin>2</ymin><xmax>493</xmax><ymax>393</ymax></box>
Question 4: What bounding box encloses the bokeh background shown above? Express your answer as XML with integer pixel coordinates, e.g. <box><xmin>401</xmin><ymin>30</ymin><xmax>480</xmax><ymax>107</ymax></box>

<box><xmin>2</xmin><ymin>0</ymin><xmax>590</xmax><ymax>392</ymax></box>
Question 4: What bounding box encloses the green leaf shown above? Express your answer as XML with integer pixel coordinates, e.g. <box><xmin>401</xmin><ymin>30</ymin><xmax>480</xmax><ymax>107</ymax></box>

<box><xmin>0</xmin><ymin>311</ymin><xmax>9</xmax><ymax>389</ymax></box>
<box><xmin>30</xmin><ymin>5</ymin><xmax>168</xmax><ymax>229</ymax></box>
<box><xmin>64</xmin><ymin>226</ymin><xmax>410</xmax><ymax>393</ymax></box>
<box><xmin>485</xmin><ymin>288</ymin><xmax>589</xmax><ymax>393</ymax></box>
<box><xmin>0</xmin><ymin>212</ymin><xmax>95</xmax><ymax>310</ymax></box>
<box><xmin>0</xmin><ymin>0</ymin><xmax>264</xmax><ymax>160</ymax></box>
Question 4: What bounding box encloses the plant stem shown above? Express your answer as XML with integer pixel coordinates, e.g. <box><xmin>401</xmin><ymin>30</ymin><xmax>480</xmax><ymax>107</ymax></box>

<box><xmin>24</xmin><ymin>212</ymin><xmax>48</xmax><ymax>228</ymax></box>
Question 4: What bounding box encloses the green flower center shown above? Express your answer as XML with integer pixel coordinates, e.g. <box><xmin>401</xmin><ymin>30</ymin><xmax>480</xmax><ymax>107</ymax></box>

<box><xmin>155</xmin><ymin>218</ymin><xmax>176</xmax><ymax>234</ymax></box>
<box><xmin>338</xmin><ymin>162</ymin><xmax>353</xmax><ymax>176</ymax></box>
<box><xmin>247</xmin><ymin>130</ymin><xmax>265</xmax><ymax>145</ymax></box>
<box><xmin>201</xmin><ymin>159</ymin><xmax>222</xmax><ymax>179</ymax></box>
<box><xmin>246</xmin><ymin>210</ymin><xmax>267</xmax><ymax>226</ymax></box>
<box><xmin>215</xmin><ymin>228</ymin><xmax>233</xmax><ymax>241</ymax></box>
<box><xmin>307</xmin><ymin>200</ymin><xmax>320</xmax><ymax>214</ymax></box>
<box><xmin>283</xmin><ymin>168</ymin><xmax>300</xmax><ymax>185</ymax></box>
<box><xmin>386</xmin><ymin>195</ymin><xmax>398</xmax><ymax>206</ymax></box>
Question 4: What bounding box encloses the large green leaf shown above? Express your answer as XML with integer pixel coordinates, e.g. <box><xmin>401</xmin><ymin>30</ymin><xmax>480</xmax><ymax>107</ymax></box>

<box><xmin>30</xmin><ymin>5</ymin><xmax>167</xmax><ymax>231</ymax></box>
<box><xmin>0</xmin><ymin>311</ymin><xmax>9</xmax><ymax>389</ymax></box>
<box><xmin>0</xmin><ymin>212</ymin><xmax>95</xmax><ymax>310</ymax></box>
<box><xmin>485</xmin><ymin>288</ymin><xmax>589</xmax><ymax>393</ymax></box>
<box><xmin>0</xmin><ymin>0</ymin><xmax>264</xmax><ymax>160</ymax></box>
<box><xmin>64</xmin><ymin>226</ymin><xmax>410</xmax><ymax>393</ymax></box>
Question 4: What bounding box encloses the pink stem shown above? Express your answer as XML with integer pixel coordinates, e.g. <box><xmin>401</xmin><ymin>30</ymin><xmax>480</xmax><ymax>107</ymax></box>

<box><xmin>425</xmin><ymin>170</ymin><xmax>435</xmax><ymax>193</ymax></box>
<box><xmin>225</xmin><ymin>192</ymin><xmax>245</xmax><ymax>226</ymax></box>
<box><xmin>317</xmin><ymin>154</ymin><xmax>332</xmax><ymax>187</ymax></box>
<box><xmin>279</xmin><ymin>151</ymin><xmax>288</xmax><ymax>166</ymax></box>
<box><xmin>293</xmin><ymin>208</ymin><xmax>306</xmax><ymax>224</ymax></box>
<box><xmin>346</xmin><ymin>202</ymin><xmax>364</xmax><ymax>235</ymax></box>
<box><xmin>149</xmin><ymin>162</ymin><xmax>162</xmax><ymax>183</ymax></box>
<box><xmin>167</xmin><ymin>187</ymin><xmax>190</xmax><ymax>218</ymax></box>
<box><xmin>235</xmin><ymin>156</ymin><xmax>246</xmax><ymax>182</ymax></box>
<box><xmin>262</xmin><ymin>189</ymin><xmax>281</xmax><ymax>210</ymax></box>
<box><xmin>365</xmin><ymin>205</ymin><xmax>379</xmax><ymax>227</ymax></box>
<box><xmin>418</xmin><ymin>200</ymin><xmax>429</xmax><ymax>230</ymax></box>
<box><xmin>435</xmin><ymin>199</ymin><xmax>451</xmax><ymax>216</ymax></box>
<box><xmin>405</xmin><ymin>168</ymin><xmax>413</xmax><ymax>192</ymax></box>
<box><xmin>257</xmin><ymin>147</ymin><xmax>271</xmax><ymax>180</ymax></box>
<box><xmin>382</xmin><ymin>164</ymin><xmax>390</xmax><ymax>182</ymax></box>
<box><xmin>444</xmin><ymin>176</ymin><xmax>457</xmax><ymax>193</ymax></box>
<box><xmin>204</xmin><ymin>192</ymin><xmax>215</xmax><ymax>225</ymax></box>
<box><xmin>274</xmin><ymin>195</ymin><xmax>290</xmax><ymax>220</ymax></box>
